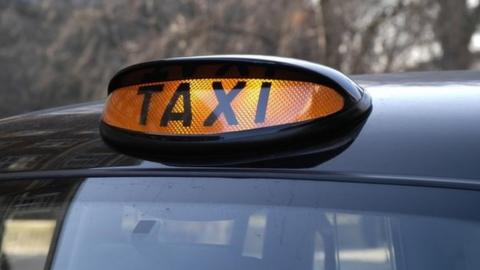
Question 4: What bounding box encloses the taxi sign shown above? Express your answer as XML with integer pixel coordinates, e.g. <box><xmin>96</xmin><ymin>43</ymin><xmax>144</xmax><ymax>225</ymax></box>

<box><xmin>103</xmin><ymin>78</ymin><xmax>344</xmax><ymax>135</ymax></box>
<box><xmin>100</xmin><ymin>55</ymin><xmax>371</xmax><ymax>159</ymax></box>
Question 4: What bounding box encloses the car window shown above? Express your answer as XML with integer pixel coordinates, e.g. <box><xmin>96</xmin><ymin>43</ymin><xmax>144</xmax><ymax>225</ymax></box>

<box><xmin>44</xmin><ymin>177</ymin><xmax>480</xmax><ymax>270</ymax></box>
<box><xmin>0</xmin><ymin>179</ymin><xmax>82</xmax><ymax>270</ymax></box>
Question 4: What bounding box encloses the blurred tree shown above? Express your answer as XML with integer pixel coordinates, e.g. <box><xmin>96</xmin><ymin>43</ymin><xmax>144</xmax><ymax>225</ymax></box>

<box><xmin>434</xmin><ymin>0</ymin><xmax>480</xmax><ymax>69</ymax></box>
<box><xmin>0</xmin><ymin>0</ymin><xmax>478</xmax><ymax>117</ymax></box>
<box><xmin>320</xmin><ymin>0</ymin><xmax>344</xmax><ymax>70</ymax></box>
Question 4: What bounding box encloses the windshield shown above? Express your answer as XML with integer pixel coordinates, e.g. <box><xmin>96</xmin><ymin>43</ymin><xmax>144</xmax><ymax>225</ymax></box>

<box><xmin>1</xmin><ymin>177</ymin><xmax>478</xmax><ymax>270</ymax></box>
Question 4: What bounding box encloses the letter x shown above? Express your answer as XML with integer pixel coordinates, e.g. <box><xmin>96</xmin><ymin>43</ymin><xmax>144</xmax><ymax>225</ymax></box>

<box><xmin>204</xmin><ymin>81</ymin><xmax>246</xmax><ymax>126</ymax></box>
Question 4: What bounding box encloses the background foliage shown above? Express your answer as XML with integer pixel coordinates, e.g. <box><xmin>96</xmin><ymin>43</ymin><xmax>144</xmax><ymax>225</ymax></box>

<box><xmin>1</xmin><ymin>0</ymin><xmax>479</xmax><ymax>117</ymax></box>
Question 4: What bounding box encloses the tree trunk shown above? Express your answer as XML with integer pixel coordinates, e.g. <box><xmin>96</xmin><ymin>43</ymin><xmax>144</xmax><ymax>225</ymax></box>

<box><xmin>320</xmin><ymin>0</ymin><xmax>343</xmax><ymax>69</ymax></box>
<box><xmin>434</xmin><ymin>0</ymin><xmax>474</xmax><ymax>69</ymax></box>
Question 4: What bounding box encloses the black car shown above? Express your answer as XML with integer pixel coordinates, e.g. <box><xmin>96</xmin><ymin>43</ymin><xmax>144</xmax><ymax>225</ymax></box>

<box><xmin>0</xmin><ymin>56</ymin><xmax>480</xmax><ymax>270</ymax></box>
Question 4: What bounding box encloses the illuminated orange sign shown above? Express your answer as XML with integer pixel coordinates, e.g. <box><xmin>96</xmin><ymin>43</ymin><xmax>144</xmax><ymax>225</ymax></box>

<box><xmin>102</xmin><ymin>78</ymin><xmax>344</xmax><ymax>135</ymax></box>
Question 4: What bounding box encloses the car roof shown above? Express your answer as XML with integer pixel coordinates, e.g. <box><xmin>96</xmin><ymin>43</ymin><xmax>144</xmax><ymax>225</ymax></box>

<box><xmin>1</xmin><ymin>70</ymin><xmax>480</xmax><ymax>181</ymax></box>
